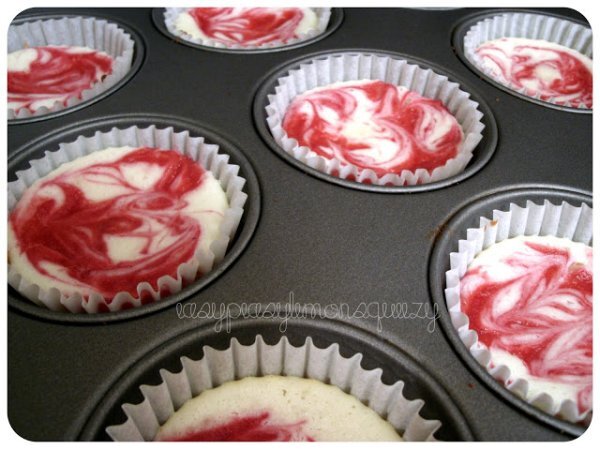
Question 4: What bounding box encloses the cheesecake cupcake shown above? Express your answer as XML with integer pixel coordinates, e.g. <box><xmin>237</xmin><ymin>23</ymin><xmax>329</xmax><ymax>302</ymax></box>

<box><xmin>106</xmin><ymin>336</ymin><xmax>442</xmax><ymax>441</ymax></box>
<box><xmin>7</xmin><ymin>126</ymin><xmax>247</xmax><ymax>313</ymax></box>
<box><xmin>444</xmin><ymin>200</ymin><xmax>593</xmax><ymax>423</ymax></box>
<box><xmin>8</xmin><ymin>16</ymin><xmax>136</xmax><ymax>120</ymax></box>
<box><xmin>163</xmin><ymin>7</ymin><xmax>331</xmax><ymax>50</ymax></box>
<box><xmin>462</xmin><ymin>12</ymin><xmax>592</xmax><ymax>109</ymax></box>
<box><xmin>265</xmin><ymin>52</ymin><xmax>485</xmax><ymax>186</ymax></box>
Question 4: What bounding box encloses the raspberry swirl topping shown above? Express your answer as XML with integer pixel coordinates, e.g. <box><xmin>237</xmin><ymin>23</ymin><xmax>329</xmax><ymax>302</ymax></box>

<box><xmin>176</xmin><ymin>7</ymin><xmax>316</xmax><ymax>46</ymax></box>
<box><xmin>282</xmin><ymin>80</ymin><xmax>464</xmax><ymax>177</ymax></box>
<box><xmin>8</xmin><ymin>147</ymin><xmax>227</xmax><ymax>301</ymax></box>
<box><xmin>158</xmin><ymin>411</ymin><xmax>313</xmax><ymax>442</ymax></box>
<box><xmin>474</xmin><ymin>37</ymin><xmax>593</xmax><ymax>108</ymax></box>
<box><xmin>460</xmin><ymin>236</ymin><xmax>592</xmax><ymax>413</ymax></box>
<box><xmin>8</xmin><ymin>45</ymin><xmax>113</xmax><ymax>113</ymax></box>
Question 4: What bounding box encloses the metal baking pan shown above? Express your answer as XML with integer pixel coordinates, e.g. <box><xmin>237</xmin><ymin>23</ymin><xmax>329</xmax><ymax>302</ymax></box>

<box><xmin>7</xmin><ymin>7</ymin><xmax>592</xmax><ymax>441</ymax></box>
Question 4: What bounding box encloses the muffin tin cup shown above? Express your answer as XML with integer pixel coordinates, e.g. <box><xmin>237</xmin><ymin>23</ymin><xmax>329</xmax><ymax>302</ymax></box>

<box><xmin>76</xmin><ymin>318</ymin><xmax>473</xmax><ymax>441</ymax></box>
<box><xmin>8</xmin><ymin>14</ymin><xmax>139</xmax><ymax>122</ymax></box>
<box><xmin>8</xmin><ymin>125</ymin><xmax>247</xmax><ymax>313</ymax></box>
<box><xmin>429</xmin><ymin>185</ymin><xmax>592</xmax><ymax>436</ymax></box>
<box><xmin>7</xmin><ymin>114</ymin><xmax>261</xmax><ymax>322</ymax></box>
<box><xmin>256</xmin><ymin>50</ymin><xmax>496</xmax><ymax>192</ymax></box>
<box><xmin>446</xmin><ymin>199</ymin><xmax>592</xmax><ymax>423</ymax></box>
<box><xmin>153</xmin><ymin>7</ymin><xmax>343</xmax><ymax>54</ymax></box>
<box><xmin>454</xmin><ymin>10</ymin><xmax>592</xmax><ymax>112</ymax></box>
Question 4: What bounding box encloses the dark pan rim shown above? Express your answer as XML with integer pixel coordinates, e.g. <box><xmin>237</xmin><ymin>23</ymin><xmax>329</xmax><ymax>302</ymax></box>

<box><xmin>8</xmin><ymin>12</ymin><xmax>146</xmax><ymax>125</ymax></box>
<box><xmin>151</xmin><ymin>7</ymin><xmax>344</xmax><ymax>54</ymax></box>
<box><xmin>7</xmin><ymin>113</ymin><xmax>261</xmax><ymax>324</ymax></box>
<box><xmin>74</xmin><ymin>317</ymin><xmax>475</xmax><ymax>441</ymax></box>
<box><xmin>451</xmin><ymin>8</ymin><xmax>592</xmax><ymax>114</ymax></box>
<box><xmin>252</xmin><ymin>48</ymin><xmax>498</xmax><ymax>194</ymax></box>
<box><xmin>428</xmin><ymin>183</ymin><xmax>592</xmax><ymax>437</ymax></box>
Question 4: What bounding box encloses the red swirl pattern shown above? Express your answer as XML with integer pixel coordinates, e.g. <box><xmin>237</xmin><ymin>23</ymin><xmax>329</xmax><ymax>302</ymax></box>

<box><xmin>186</xmin><ymin>8</ymin><xmax>306</xmax><ymax>46</ymax></box>
<box><xmin>282</xmin><ymin>80</ymin><xmax>463</xmax><ymax>177</ymax></box>
<box><xmin>158</xmin><ymin>411</ymin><xmax>313</xmax><ymax>441</ymax></box>
<box><xmin>475</xmin><ymin>38</ymin><xmax>592</xmax><ymax>108</ymax></box>
<box><xmin>9</xmin><ymin>148</ymin><xmax>206</xmax><ymax>300</ymax></box>
<box><xmin>8</xmin><ymin>45</ymin><xmax>113</xmax><ymax>113</ymax></box>
<box><xmin>460</xmin><ymin>240</ymin><xmax>592</xmax><ymax>413</ymax></box>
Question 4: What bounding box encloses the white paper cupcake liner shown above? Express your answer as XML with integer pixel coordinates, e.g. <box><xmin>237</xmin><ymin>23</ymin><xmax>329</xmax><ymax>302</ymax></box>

<box><xmin>444</xmin><ymin>200</ymin><xmax>593</xmax><ymax>423</ymax></box>
<box><xmin>7</xmin><ymin>125</ymin><xmax>248</xmax><ymax>314</ymax></box>
<box><xmin>265</xmin><ymin>53</ymin><xmax>485</xmax><ymax>186</ymax></box>
<box><xmin>163</xmin><ymin>7</ymin><xmax>331</xmax><ymax>50</ymax></box>
<box><xmin>105</xmin><ymin>335</ymin><xmax>442</xmax><ymax>441</ymax></box>
<box><xmin>8</xmin><ymin>16</ymin><xmax>135</xmax><ymax>119</ymax></box>
<box><xmin>463</xmin><ymin>12</ymin><xmax>593</xmax><ymax>109</ymax></box>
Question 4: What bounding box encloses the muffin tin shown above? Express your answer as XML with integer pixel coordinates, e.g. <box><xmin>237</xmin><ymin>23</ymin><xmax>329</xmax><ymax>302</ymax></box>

<box><xmin>7</xmin><ymin>7</ymin><xmax>592</xmax><ymax>441</ymax></box>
